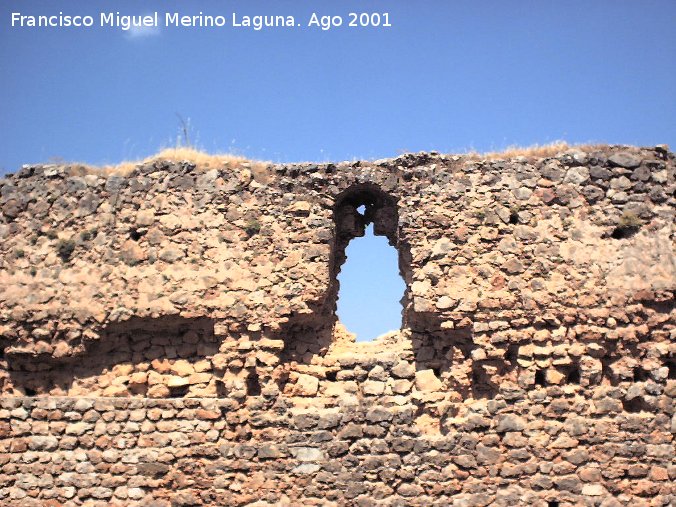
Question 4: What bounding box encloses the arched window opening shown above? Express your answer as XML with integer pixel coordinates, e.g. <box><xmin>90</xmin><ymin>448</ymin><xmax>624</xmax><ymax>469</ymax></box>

<box><xmin>331</xmin><ymin>184</ymin><xmax>408</xmax><ymax>342</ymax></box>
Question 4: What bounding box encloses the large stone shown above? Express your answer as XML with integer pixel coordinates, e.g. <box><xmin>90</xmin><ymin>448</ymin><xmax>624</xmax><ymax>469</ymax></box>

<box><xmin>581</xmin><ymin>484</ymin><xmax>606</xmax><ymax>496</ymax></box>
<box><xmin>289</xmin><ymin>201</ymin><xmax>312</xmax><ymax>215</ymax></box>
<box><xmin>398</xmin><ymin>483</ymin><xmax>425</xmax><ymax>497</ymax></box>
<box><xmin>292</xmin><ymin>463</ymin><xmax>320</xmax><ymax>474</ymax></box>
<box><xmin>28</xmin><ymin>435</ymin><xmax>59</xmax><ymax>451</ymax></box>
<box><xmin>608</xmin><ymin>152</ymin><xmax>641</xmax><ymax>168</ymax></box>
<box><xmin>496</xmin><ymin>415</ymin><xmax>526</xmax><ymax>433</ymax></box>
<box><xmin>476</xmin><ymin>443</ymin><xmax>502</xmax><ymax>465</ymax></box>
<box><xmin>165</xmin><ymin>376</ymin><xmax>189</xmax><ymax>388</ymax></box>
<box><xmin>366</xmin><ymin>407</ymin><xmax>393</xmax><ymax>423</ymax></box>
<box><xmin>258</xmin><ymin>444</ymin><xmax>284</xmax><ymax>459</ymax></box>
<box><xmin>564</xmin><ymin>166</ymin><xmax>590</xmax><ymax>184</ymax></box>
<box><xmin>593</xmin><ymin>397</ymin><xmax>622</xmax><ymax>414</ymax></box>
<box><xmin>290</xmin><ymin>447</ymin><xmax>325</xmax><ymax>462</ymax></box>
<box><xmin>362</xmin><ymin>380</ymin><xmax>385</xmax><ymax>395</ymax></box>
<box><xmin>119</xmin><ymin>239</ymin><xmax>146</xmax><ymax>266</ymax></box>
<box><xmin>338</xmin><ymin>423</ymin><xmax>363</xmax><ymax>439</ymax></box>
<box><xmin>135</xmin><ymin>209</ymin><xmax>155</xmax><ymax>226</ymax></box>
<box><xmin>170</xmin><ymin>360</ymin><xmax>195</xmax><ymax>377</ymax></box>
<box><xmin>431</xmin><ymin>238</ymin><xmax>453</xmax><ymax>258</ymax></box>
<box><xmin>65</xmin><ymin>422</ymin><xmax>91</xmax><ymax>435</ymax></box>
<box><xmin>159</xmin><ymin>247</ymin><xmax>184</xmax><ymax>263</ymax></box>
<box><xmin>291</xmin><ymin>374</ymin><xmax>319</xmax><ymax>396</ymax></box>
<box><xmin>415</xmin><ymin>369</ymin><xmax>442</xmax><ymax>392</ymax></box>
<box><xmin>436</xmin><ymin>296</ymin><xmax>455</xmax><ymax>310</ymax></box>
<box><xmin>391</xmin><ymin>361</ymin><xmax>416</xmax><ymax>379</ymax></box>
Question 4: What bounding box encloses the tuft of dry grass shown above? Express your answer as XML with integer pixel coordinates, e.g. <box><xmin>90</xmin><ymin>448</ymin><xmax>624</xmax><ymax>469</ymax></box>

<box><xmin>66</xmin><ymin>147</ymin><xmax>271</xmax><ymax>182</ymax></box>
<box><xmin>98</xmin><ymin>148</ymin><xmax>253</xmax><ymax>175</ymax></box>
<box><xmin>465</xmin><ymin>141</ymin><xmax>604</xmax><ymax>161</ymax></box>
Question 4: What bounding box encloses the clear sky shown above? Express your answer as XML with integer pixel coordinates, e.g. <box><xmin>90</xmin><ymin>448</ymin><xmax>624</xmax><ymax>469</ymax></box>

<box><xmin>1</xmin><ymin>0</ymin><xmax>675</xmax><ymax>339</ymax></box>
<box><xmin>1</xmin><ymin>0</ymin><xmax>675</xmax><ymax>173</ymax></box>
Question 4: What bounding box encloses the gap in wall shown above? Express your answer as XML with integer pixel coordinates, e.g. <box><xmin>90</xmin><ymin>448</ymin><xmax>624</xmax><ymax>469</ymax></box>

<box><xmin>336</xmin><ymin>222</ymin><xmax>405</xmax><ymax>342</ymax></box>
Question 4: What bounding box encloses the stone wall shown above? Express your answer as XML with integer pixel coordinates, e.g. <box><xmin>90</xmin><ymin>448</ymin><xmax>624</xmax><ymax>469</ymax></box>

<box><xmin>0</xmin><ymin>145</ymin><xmax>674</xmax><ymax>505</ymax></box>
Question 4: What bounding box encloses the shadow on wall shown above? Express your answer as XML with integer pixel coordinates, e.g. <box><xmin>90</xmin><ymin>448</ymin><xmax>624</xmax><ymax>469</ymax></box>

<box><xmin>6</xmin><ymin>316</ymin><xmax>218</xmax><ymax>397</ymax></box>
<box><xmin>408</xmin><ymin>315</ymin><xmax>515</xmax><ymax>400</ymax></box>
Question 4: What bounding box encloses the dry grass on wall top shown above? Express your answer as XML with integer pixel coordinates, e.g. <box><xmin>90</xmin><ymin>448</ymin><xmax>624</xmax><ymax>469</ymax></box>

<box><xmin>468</xmin><ymin>141</ymin><xmax>606</xmax><ymax>161</ymax></box>
<box><xmin>75</xmin><ymin>147</ymin><xmax>270</xmax><ymax>178</ymax></box>
<box><xmin>55</xmin><ymin>141</ymin><xmax>616</xmax><ymax>179</ymax></box>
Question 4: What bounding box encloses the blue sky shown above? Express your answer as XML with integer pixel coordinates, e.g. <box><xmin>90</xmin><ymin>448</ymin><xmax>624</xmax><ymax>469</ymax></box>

<box><xmin>1</xmin><ymin>1</ymin><xmax>675</xmax><ymax>339</ymax></box>
<box><xmin>2</xmin><ymin>0</ymin><xmax>675</xmax><ymax>172</ymax></box>
<box><xmin>337</xmin><ymin>225</ymin><xmax>406</xmax><ymax>340</ymax></box>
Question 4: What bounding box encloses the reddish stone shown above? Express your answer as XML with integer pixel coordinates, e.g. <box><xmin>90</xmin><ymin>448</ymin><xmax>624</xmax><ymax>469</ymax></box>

<box><xmin>536</xmin><ymin>188</ymin><xmax>556</xmax><ymax>204</ymax></box>
<box><xmin>195</xmin><ymin>409</ymin><xmax>221</xmax><ymax>420</ymax></box>
<box><xmin>649</xmin><ymin>466</ymin><xmax>669</xmax><ymax>481</ymax></box>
